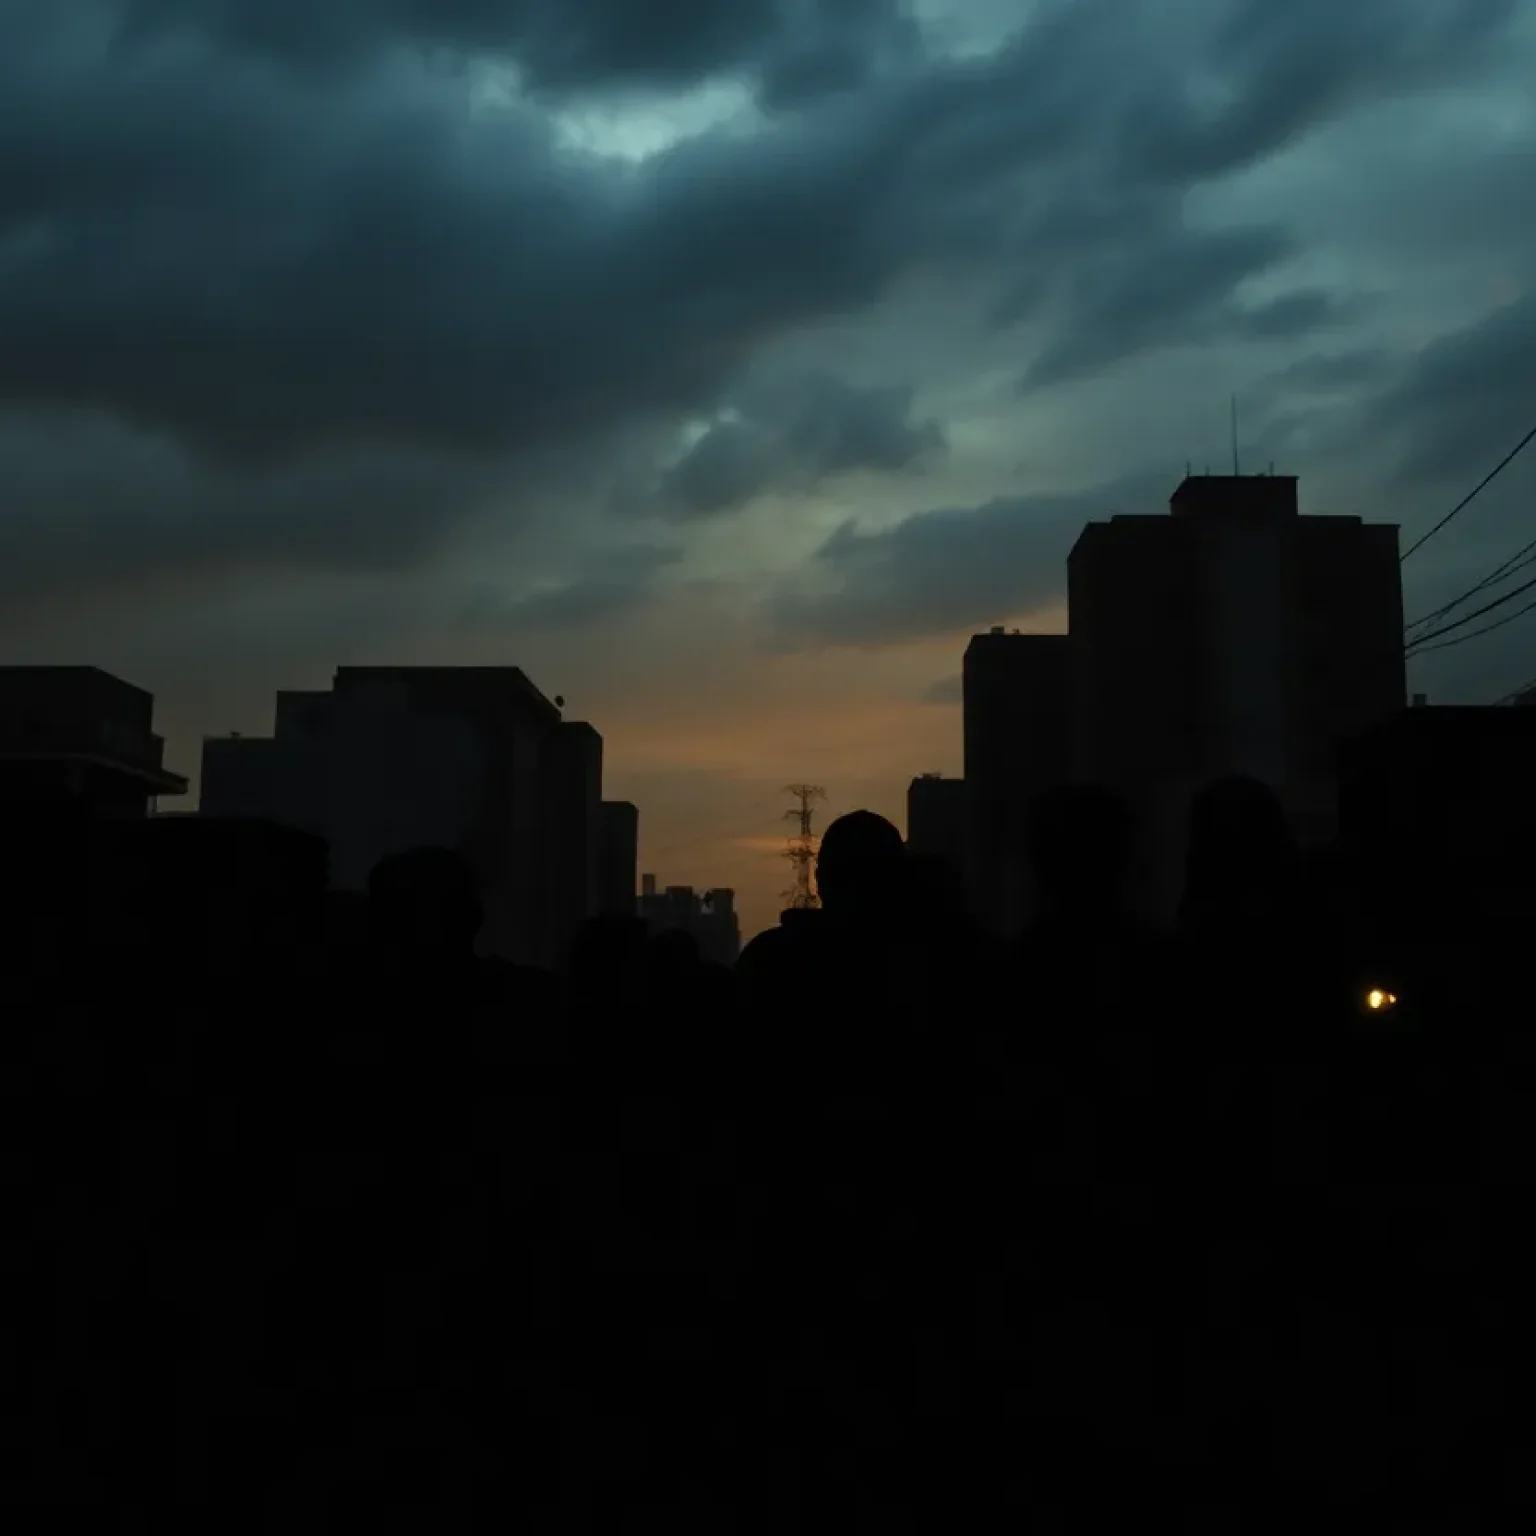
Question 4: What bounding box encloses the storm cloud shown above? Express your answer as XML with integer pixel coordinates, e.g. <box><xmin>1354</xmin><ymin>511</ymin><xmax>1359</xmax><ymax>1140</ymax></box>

<box><xmin>766</xmin><ymin>471</ymin><xmax>1171</xmax><ymax>649</ymax></box>
<box><xmin>653</xmin><ymin>374</ymin><xmax>946</xmax><ymax>519</ymax></box>
<box><xmin>112</xmin><ymin>0</ymin><xmax>920</xmax><ymax>99</ymax></box>
<box><xmin>3</xmin><ymin>0</ymin><xmax>1515</xmax><ymax>476</ymax></box>
<box><xmin>457</xmin><ymin>541</ymin><xmax>685</xmax><ymax>629</ymax></box>
<box><xmin>1376</xmin><ymin>290</ymin><xmax>1536</xmax><ymax>487</ymax></box>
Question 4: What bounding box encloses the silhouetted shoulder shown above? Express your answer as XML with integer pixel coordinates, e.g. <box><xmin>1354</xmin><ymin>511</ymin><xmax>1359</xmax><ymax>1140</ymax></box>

<box><xmin>735</xmin><ymin>924</ymin><xmax>796</xmax><ymax>977</ymax></box>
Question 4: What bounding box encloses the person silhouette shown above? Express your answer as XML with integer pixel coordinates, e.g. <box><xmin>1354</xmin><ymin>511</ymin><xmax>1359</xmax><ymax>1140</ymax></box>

<box><xmin>735</xmin><ymin>809</ymin><xmax>909</xmax><ymax>1033</ymax></box>
<box><xmin>645</xmin><ymin>924</ymin><xmax>702</xmax><ymax>980</ymax></box>
<box><xmin>567</xmin><ymin>914</ymin><xmax>648</xmax><ymax>1015</ymax></box>
<box><xmin>364</xmin><ymin>843</ymin><xmax>561</xmax><ymax>1026</ymax></box>
<box><xmin>815</xmin><ymin>809</ymin><xmax>905</xmax><ymax>922</ymax></box>
<box><xmin>367</xmin><ymin>845</ymin><xmax>483</xmax><ymax>973</ymax></box>
<box><xmin>734</xmin><ymin>812</ymin><xmax>975</xmax><ymax>1518</ymax></box>
<box><xmin>1179</xmin><ymin>775</ymin><xmax>1299</xmax><ymax>936</ymax></box>
<box><xmin>1173</xmin><ymin>774</ymin><xmax>1345</xmax><ymax>1048</ymax></box>
<box><xmin>1011</xmin><ymin>782</ymin><xmax>1172</xmax><ymax>1040</ymax></box>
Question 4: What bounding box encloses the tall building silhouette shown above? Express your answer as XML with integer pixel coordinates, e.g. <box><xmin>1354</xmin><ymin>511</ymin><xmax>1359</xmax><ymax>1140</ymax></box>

<box><xmin>962</xmin><ymin>630</ymin><xmax>1071</xmax><ymax>935</ymax></box>
<box><xmin>542</xmin><ymin>721</ymin><xmax>603</xmax><ymax>968</ymax></box>
<box><xmin>0</xmin><ymin>666</ymin><xmax>187</xmax><ymax>817</ymax></box>
<box><xmin>0</xmin><ymin>667</ymin><xmax>189</xmax><ymax>972</ymax></box>
<box><xmin>905</xmin><ymin>773</ymin><xmax>967</xmax><ymax>879</ymax></box>
<box><xmin>201</xmin><ymin>666</ymin><xmax>604</xmax><ymax>966</ymax></box>
<box><xmin>598</xmin><ymin>801</ymin><xmax>639</xmax><ymax>916</ymax></box>
<box><xmin>1070</xmin><ymin>473</ymin><xmax>1404</xmax><ymax>916</ymax></box>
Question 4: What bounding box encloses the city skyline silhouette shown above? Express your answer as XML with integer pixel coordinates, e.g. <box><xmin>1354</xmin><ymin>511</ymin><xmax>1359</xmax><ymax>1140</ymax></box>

<box><xmin>1</xmin><ymin>2</ymin><xmax>1534</xmax><ymax>942</ymax></box>
<box><xmin>5</xmin><ymin>5</ymin><xmax>1536</xmax><ymax>1520</ymax></box>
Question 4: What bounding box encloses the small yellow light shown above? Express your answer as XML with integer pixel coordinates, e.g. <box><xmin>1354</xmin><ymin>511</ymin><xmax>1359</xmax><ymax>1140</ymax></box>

<box><xmin>1365</xmin><ymin>989</ymin><xmax>1398</xmax><ymax>1011</ymax></box>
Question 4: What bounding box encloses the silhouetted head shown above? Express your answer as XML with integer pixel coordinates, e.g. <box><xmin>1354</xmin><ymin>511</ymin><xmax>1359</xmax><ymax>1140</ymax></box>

<box><xmin>1183</xmin><ymin>776</ymin><xmax>1297</xmax><ymax>914</ymax></box>
<box><xmin>569</xmin><ymin>913</ymin><xmax>648</xmax><ymax>989</ymax></box>
<box><xmin>647</xmin><ymin>926</ymin><xmax>701</xmax><ymax>970</ymax></box>
<box><xmin>643</xmin><ymin>927</ymin><xmax>702</xmax><ymax>999</ymax></box>
<box><xmin>1028</xmin><ymin>783</ymin><xmax>1134</xmax><ymax>912</ymax></box>
<box><xmin>815</xmin><ymin>810</ymin><xmax>905</xmax><ymax>918</ymax></box>
<box><xmin>367</xmin><ymin>846</ymin><xmax>483</xmax><ymax>964</ymax></box>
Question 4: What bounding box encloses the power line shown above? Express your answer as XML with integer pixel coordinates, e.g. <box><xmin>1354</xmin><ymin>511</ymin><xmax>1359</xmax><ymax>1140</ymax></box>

<box><xmin>1404</xmin><ymin>568</ymin><xmax>1536</xmax><ymax>652</ymax></box>
<box><xmin>1408</xmin><ymin>593</ymin><xmax>1536</xmax><ymax>655</ymax></box>
<box><xmin>1405</xmin><ymin>535</ymin><xmax>1536</xmax><ymax>633</ymax></box>
<box><xmin>1399</xmin><ymin>420</ymin><xmax>1536</xmax><ymax>566</ymax></box>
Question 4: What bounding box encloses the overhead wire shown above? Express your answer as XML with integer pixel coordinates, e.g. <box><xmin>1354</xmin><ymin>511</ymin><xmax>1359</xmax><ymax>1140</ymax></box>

<box><xmin>1398</xmin><ymin>421</ymin><xmax>1536</xmax><ymax>566</ymax></box>
<box><xmin>1405</xmin><ymin>535</ymin><xmax>1536</xmax><ymax>633</ymax></box>
<box><xmin>1408</xmin><ymin>593</ymin><xmax>1536</xmax><ymax>655</ymax></box>
<box><xmin>1404</xmin><ymin>569</ymin><xmax>1536</xmax><ymax>653</ymax></box>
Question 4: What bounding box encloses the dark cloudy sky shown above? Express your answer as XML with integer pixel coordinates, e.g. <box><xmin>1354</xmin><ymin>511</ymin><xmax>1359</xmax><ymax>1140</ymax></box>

<box><xmin>3</xmin><ymin>0</ymin><xmax>1534</xmax><ymax>939</ymax></box>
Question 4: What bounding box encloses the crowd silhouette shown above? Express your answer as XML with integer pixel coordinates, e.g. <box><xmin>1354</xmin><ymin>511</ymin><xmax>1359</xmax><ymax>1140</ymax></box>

<box><xmin>2</xmin><ymin>775</ymin><xmax>1524</xmax><ymax>1525</ymax></box>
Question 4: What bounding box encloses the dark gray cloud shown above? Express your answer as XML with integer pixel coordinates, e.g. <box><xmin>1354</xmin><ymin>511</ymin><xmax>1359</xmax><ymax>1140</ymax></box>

<box><xmin>1019</xmin><ymin>219</ymin><xmax>1296</xmax><ymax>387</ymax></box>
<box><xmin>1363</xmin><ymin>288</ymin><xmax>1536</xmax><ymax>676</ymax></box>
<box><xmin>1229</xmin><ymin>288</ymin><xmax>1371</xmax><ymax>342</ymax></box>
<box><xmin>1374</xmin><ymin>289</ymin><xmax>1536</xmax><ymax>486</ymax></box>
<box><xmin>0</xmin><ymin>0</ymin><xmax>1526</xmax><ymax>614</ymax></box>
<box><xmin>1265</xmin><ymin>348</ymin><xmax>1397</xmax><ymax>395</ymax></box>
<box><xmin>1</xmin><ymin>9</ymin><xmax>909</xmax><ymax>469</ymax></box>
<box><xmin>1012</xmin><ymin>226</ymin><xmax>1379</xmax><ymax>391</ymax></box>
<box><xmin>0</xmin><ymin>409</ymin><xmax>498</xmax><ymax>607</ymax></box>
<box><xmin>654</xmin><ymin>374</ymin><xmax>945</xmax><ymax>519</ymax></box>
<box><xmin>112</xmin><ymin>0</ymin><xmax>919</xmax><ymax>99</ymax></box>
<box><xmin>767</xmin><ymin>470</ymin><xmax>1170</xmax><ymax>649</ymax></box>
<box><xmin>1117</xmin><ymin>0</ymin><xmax>1518</xmax><ymax>184</ymax></box>
<box><xmin>457</xmin><ymin>542</ymin><xmax>683</xmax><ymax>629</ymax></box>
<box><xmin>5</xmin><ymin>0</ymin><xmax>1512</xmax><ymax>471</ymax></box>
<box><xmin>993</xmin><ymin>0</ymin><xmax>1516</xmax><ymax>386</ymax></box>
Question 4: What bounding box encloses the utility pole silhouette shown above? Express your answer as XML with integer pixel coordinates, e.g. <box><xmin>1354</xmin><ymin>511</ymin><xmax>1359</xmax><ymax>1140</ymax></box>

<box><xmin>781</xmin><ymin>784</ymin><xmax>825</xmax><ymax>909</ymax></box>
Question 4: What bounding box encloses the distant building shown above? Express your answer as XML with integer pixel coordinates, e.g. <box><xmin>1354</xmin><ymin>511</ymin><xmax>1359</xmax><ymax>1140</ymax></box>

<box><xmin>201</xmin><ymin>666</ymin><xmax>603</xmax><ymax>967</ymax></box>
<box><xmin>542</xmin><ymin>721</ymin><xmax>603</xmax><ymax>969</ymax></box>
<box><xmin>638</xmin><ymin>879</ymin><xmax>741</xmax><ymax>966</ymax></box>
<box><xmin>906</xmin><ymin>773</ymin><xmax>967</xmax><ymax>878</ymax></box>
<box><xmin>698</xmin><ymin>888</ymin><xmax>741</xmax><ymax>968</ymax></box>
<box><xmin>598</xmin><ymin>801</ymin><xmax>639</xmax><ymax>916</ymax></box>
<box><xmin>963</xmin><ymin>630</ymin><xmax>1071</xmax><ymax>935</ymax></box>
<box><xmin>0</xmin><ymin>666</ymin><xmax>187</xmax><ymax>818</ymax></box>
<box><xmin>1069</xmin><ymin>473</ymin><xmax>1404</xmax><ymax>918</ymax></box>
<box><xmin>0</xmin><ymin>667</ymin><xmax>188</xmax><ymax>972</ymax></box>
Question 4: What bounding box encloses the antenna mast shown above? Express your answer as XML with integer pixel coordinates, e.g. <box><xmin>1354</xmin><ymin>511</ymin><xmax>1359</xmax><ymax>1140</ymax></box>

<box><xmin>1230</xmin><ymin>394</ymin><xmax>1240</xmax><ymax>476</ymax></box>
<box><xmin>781</xmin><ymin>783</ymin><xmax>825</xmax><ymax>909</ymax></box>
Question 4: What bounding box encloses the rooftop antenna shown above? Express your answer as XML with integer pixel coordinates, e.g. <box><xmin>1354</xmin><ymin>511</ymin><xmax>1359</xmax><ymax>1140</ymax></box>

<box><xmin>1230</xmin><ymin>394</ymin><xmax>1240</xmax><ymax>476</ymax></box>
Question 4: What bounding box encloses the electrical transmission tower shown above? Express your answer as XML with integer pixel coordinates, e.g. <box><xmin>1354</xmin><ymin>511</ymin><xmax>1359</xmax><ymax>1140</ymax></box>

<box><xmin>781</xmin><ymin>783</ymin><xmax>826</xmax><ymax>909</ymax></box>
